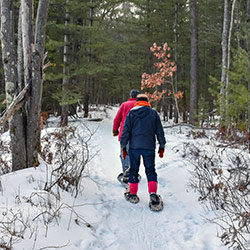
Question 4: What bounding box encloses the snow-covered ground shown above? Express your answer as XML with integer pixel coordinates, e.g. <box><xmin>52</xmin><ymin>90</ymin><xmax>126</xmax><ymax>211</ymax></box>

<box><xmin>0</xmin><ymin>106</ymin><xmax>230</xmax><ymax>250</ymax></box>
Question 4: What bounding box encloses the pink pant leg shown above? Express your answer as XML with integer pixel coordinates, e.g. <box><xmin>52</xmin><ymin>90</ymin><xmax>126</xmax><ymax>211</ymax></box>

<box><xmin>129</xmin><ymin>183</ymin><xmax>138</xmax><ymax>194</ymax></box>
<box><xmin>148</xmin><ymin>181</ymin><xmax>157</xmax><ymax>194</ymax></box>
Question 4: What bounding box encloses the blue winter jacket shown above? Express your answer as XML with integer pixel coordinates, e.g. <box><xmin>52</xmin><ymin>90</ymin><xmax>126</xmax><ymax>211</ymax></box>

<box><xmin>120</xmin><ymin>106</ymin><xmax>166</xmax><ymax>150</ymax></box>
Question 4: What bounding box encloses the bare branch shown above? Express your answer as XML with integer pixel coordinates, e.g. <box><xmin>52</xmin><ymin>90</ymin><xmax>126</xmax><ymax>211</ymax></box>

<box><xmin>0</xmin><ymin>82</ymin><xmax>30</xmax><ymax>126</ymax></box>
<box><xmin>37</xmin><ymin>241</ymin><xmax>71</xmax><ymax>250</ymax></box>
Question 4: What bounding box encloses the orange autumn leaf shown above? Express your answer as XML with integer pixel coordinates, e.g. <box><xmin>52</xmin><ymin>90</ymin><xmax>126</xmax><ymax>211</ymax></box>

<box><xmin>174</xmin><ymin>91</ymin><xmax>184</xmax><ymax>99</ymax></box>
<box><xmin>172</xmin><ymin>66</ymin><xmax>177</xmax><ymax>72</ymax></box>
<box><xmin>141</xmin><ymin>42</ymin><xmax>183</xmax><ymax>103</ymax></box>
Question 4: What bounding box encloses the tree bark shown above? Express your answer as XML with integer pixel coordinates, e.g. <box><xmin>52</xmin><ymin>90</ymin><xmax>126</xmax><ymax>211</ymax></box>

<box><xmin>84</xmin><ymin>0</ymin><xmax>94</xmax><ymax>118</ymax></box>
<box><xmin>246</xmin><ymin>0</ymin><xmax>250</xmax><ymax>146</ymax></box>
<box><xmin>21</xmin><ymin>0</ymin><xmax>34</xmax><ymax>86</ymax></box>
<box><xmin>189</xmin><ymin>0</ymin><xmax>199</xmax><ymax>124</ymax></box>
<box><xmin>61</xmin><ymin>0</ymin><xmax>69</xmax><ymax>126</ymax></box>
<box><xmin>162</xmin><ymin>81</ymin><xmax>168</xmax><ymax>121</ymax></box>
<box><xmin>220</xmin><ymin>0</ymin><xmax>229</xmax><ymax>120</ymax></box>
<box><xmin>223</xmin><ymin>0</ymin><xmax>237</xmax><ymax>123</ymax></box>
<box><xmin>226</xmin><ymin>0</ymin><xmax>237</xmax><ymax>88</ymax></box>
<box><xmin>26</xmin><ymin>0</ymin><xmax>49</xmax><ymax>167</ymax></box>
<box><xmin>0</xmin><ymin>83</ymin><xmax>30</xmax><ymax>126</ymax></box>
<box><xmin>0</xmin><ymin>0</ymin><xmax>26</xmax><ymax>170</ymax></box>
<box><xmin>174</xmin><ymin>2</ymin><xmax>179</xmax><ymax>123</ymax></box>
<box><xmin>17</xmin><ymin>5</ymin><xmax>23</xmax><ymax>90</ymax></box>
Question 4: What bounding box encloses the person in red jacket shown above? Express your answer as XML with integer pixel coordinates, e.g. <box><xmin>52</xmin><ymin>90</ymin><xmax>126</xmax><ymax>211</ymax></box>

<box><xmin>113</xmin><ymin>89</ymin><xmax>139</xmax><ymax>184</ymax></box>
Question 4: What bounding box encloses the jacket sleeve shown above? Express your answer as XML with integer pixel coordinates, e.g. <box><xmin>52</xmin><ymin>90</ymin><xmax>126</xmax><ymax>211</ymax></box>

<box><xmin>113</xmin><ymin>104</ymin><xmax>123</xmax><ymax>131</ymax></box>
<box><xmin>155</xmin><ymin>113</ymin><xmax>166</xmax><ymax>148</ymax></box>
<box><xmin>120</xmin><ymin>113</ymin><xmax>131</xmax><ymax>148</ymax></box>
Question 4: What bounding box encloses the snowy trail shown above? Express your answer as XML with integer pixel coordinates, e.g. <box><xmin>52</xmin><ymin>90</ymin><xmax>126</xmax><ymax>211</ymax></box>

<box><xmin>0</xmin><ymin>106</ymin><xmax>230</xmax><ymax>250</ymax></box>
<box><xmin>83</xmin><ymin>107</ymin><xmax>227</xmax><ymax>250</ymax></box>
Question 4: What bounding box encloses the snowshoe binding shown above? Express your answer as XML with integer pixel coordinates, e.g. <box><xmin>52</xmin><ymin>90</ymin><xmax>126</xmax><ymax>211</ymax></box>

<box><xmin>149</xmin><ymin>193</ymin><xmax>163</xmax><ymax>212</ymax></box>
<box><xmin>124</xmin><ymin>188</ymin><xmax>140</xmax><ymax>204</ymax></box>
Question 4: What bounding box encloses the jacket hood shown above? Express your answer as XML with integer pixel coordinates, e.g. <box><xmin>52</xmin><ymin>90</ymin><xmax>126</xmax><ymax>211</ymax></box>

<box><xmin>131</xmin><ymin>106</ymin><xmax>151</xmax><ymax>118</ymax></box>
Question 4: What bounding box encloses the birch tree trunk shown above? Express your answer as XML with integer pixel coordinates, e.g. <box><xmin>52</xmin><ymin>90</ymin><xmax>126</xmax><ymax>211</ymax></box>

<box><xmin>221</xmin><ymin>0</ymin><xmax>229</xmax><ymax>86</ymax></box>
<box><xmin>220</xmin><ymin>0</ymin><xmax>229</xmax><ymax>120</ymax></box>
<box><xmin>21</xmin><ymin>0</ymin><xmax>34</xmax><ymax>87</ymax></box>
<box><xmin>189</xmin><ymin>0</ymin><xmax>199</xmax><ymax>124</ymax></box>
<box><xmin>0</xmin><ymin>0</ymin><xmax>26</xmax><ymax>170</ymax></box>
<box><xmin>26</xmin><ymin>0</ymin><xmax>49</xmax><ymax>167</ymax></box>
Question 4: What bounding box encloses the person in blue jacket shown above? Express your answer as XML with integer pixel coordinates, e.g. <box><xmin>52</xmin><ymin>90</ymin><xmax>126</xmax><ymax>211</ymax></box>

<box><xmin>120</xmin><ymin>94</ymin><xmax>166</xmax><ymax>210</ymax></box>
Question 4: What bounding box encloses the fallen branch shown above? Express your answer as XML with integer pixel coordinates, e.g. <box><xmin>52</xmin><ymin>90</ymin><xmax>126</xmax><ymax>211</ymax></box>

<box><xmin>37</xmin><ymin>241</ymin><xmax>70</xmax><ymax>250</ymax></box>
<box><xmin>163</xmin><ymin>123</ymin><xmax>194</xmax><ymax>129</ymax></box>
<box><xmin>0</xmin><ymin>244</ymin><xmax>11</xmax><ymax>250</ymax></box>
<box><xmin>88</xmin><ymin>118</ymin><xmax>103</xmax><ymax>122</ymax></box>
<box><xmin>0</xmin><ymin>83</ymin><xmax>31</xmax><ymax>126</ymax></box>
<box><xmin>163</xmin><ymin>123</ymin><xmax>219</xmax><ymax>130</ymax></box>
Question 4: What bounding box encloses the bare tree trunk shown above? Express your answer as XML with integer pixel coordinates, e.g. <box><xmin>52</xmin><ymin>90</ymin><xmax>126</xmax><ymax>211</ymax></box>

<box><xmin>0</xmin><ymin>0</ymin><xmax>26</xmax><ymax>170</ymax></box>
<box><xmin>174</xmin><ymin>2</ymin><xmax>179</xmax><ymax>123</ymax></box>
<box><xmin>224</xmin><ymin>0</ymin><xmax>237</xmax><ymax>124</ymax></box>
<box><xmin>189</xmin><ymin>0</ymin><xmax>199</xmax><ymax>124</ymax></box>
<box><xmin>246</xmin><ymin>0</ymin><xmax>250</xmax><ymax>151</ymax></box>
<box><xmin>84</xmin><ymin>0</ymin><xmax>94</xmax><ymax>118</ymax></box>
<box><xmin>221</xmin><ymin>0</ymin><xmax>229</xmax><ymax>86</ymax></box>
<box><xmin>26</xmin><ymin>0</ymin><xmax>49</xmax><ymax>167</ymax></box>
<box><xmin>162</xmin><ymin>81</ymin><xmax>168</xmax><ymax>121</ymax></box>
<box><xmin>21</xmin><ymin>0</ymin><xmax>34</xmax><ymax>86</ymax></box>
<box><xmin>61</xmin><ymin>0</ymin><xmax>69</xmax><ymax>126</ymax></box>
<box><xmin>169</xmin><ymin>102</ymin><xmax>173</xmax><ymax>120</ymax></box>
<box><xmin>1</xmin><ymin>0</ymin><xmax>49</xmax><ymax>170</ymax></box>
<box><xmin>220</xmin><ymin>0</ymin><xmax>229</xmax><ymax>121</ymax></box>
<box><xmin>245</xmin><ymin>0</ymin><xmax>249</xmax><ymax>52</ymax></box>
<box><xmin>226</xmin><ymin>0</ymin><xmax>237</xmax><ymax>88</ymax></box>
<box><xmin>17</xmin><ymin>5</ymin><xmax>23</xmax><ymax>90</ymax></box>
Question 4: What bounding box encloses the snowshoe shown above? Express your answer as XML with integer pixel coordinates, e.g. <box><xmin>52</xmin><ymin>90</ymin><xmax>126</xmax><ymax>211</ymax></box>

<box><xmin>117</xmin><ymin>171</ymin><xmax>142</xmax><ymax>188</ymax></box>
<box><xmin>149</xmin><ymin>193</ymin><xmax>163</xmax><ymax>212</ymax></box>
<box><xmin>124</xmin><ymin>188</ymin><xmax>140</xmax><ymax>204</ymax></box>
<box><xmin>117</xmin><ymin>172</ymin><xmax>129</xmax><ymax>187</ymax></box>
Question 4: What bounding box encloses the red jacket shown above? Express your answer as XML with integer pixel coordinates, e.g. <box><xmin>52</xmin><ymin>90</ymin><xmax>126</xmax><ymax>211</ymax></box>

<box><xmin>113</xmin><ymin>98</ymin><xmax>137</xmax><ymax>141</ymax></box>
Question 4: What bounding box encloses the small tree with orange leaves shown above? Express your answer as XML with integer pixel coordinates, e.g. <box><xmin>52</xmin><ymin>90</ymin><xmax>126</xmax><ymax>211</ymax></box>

<box><xmin>141</xmin><ymin>42</ymin><xmax>184</xmax><ymax>122</ymax></box>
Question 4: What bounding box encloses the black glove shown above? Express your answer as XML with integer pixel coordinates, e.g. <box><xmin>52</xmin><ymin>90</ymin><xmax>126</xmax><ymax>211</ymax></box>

<box><xmin>113</xmin><ymin>130</ymin><xmax>119</xmax><ymax>136</ymax></box>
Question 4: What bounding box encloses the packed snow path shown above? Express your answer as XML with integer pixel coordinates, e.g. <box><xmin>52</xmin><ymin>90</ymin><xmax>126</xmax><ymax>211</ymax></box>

<box><xmin>83</xmin><ymin>107</ymin><xmax>226</xmax><ymax>250</ymax></box>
